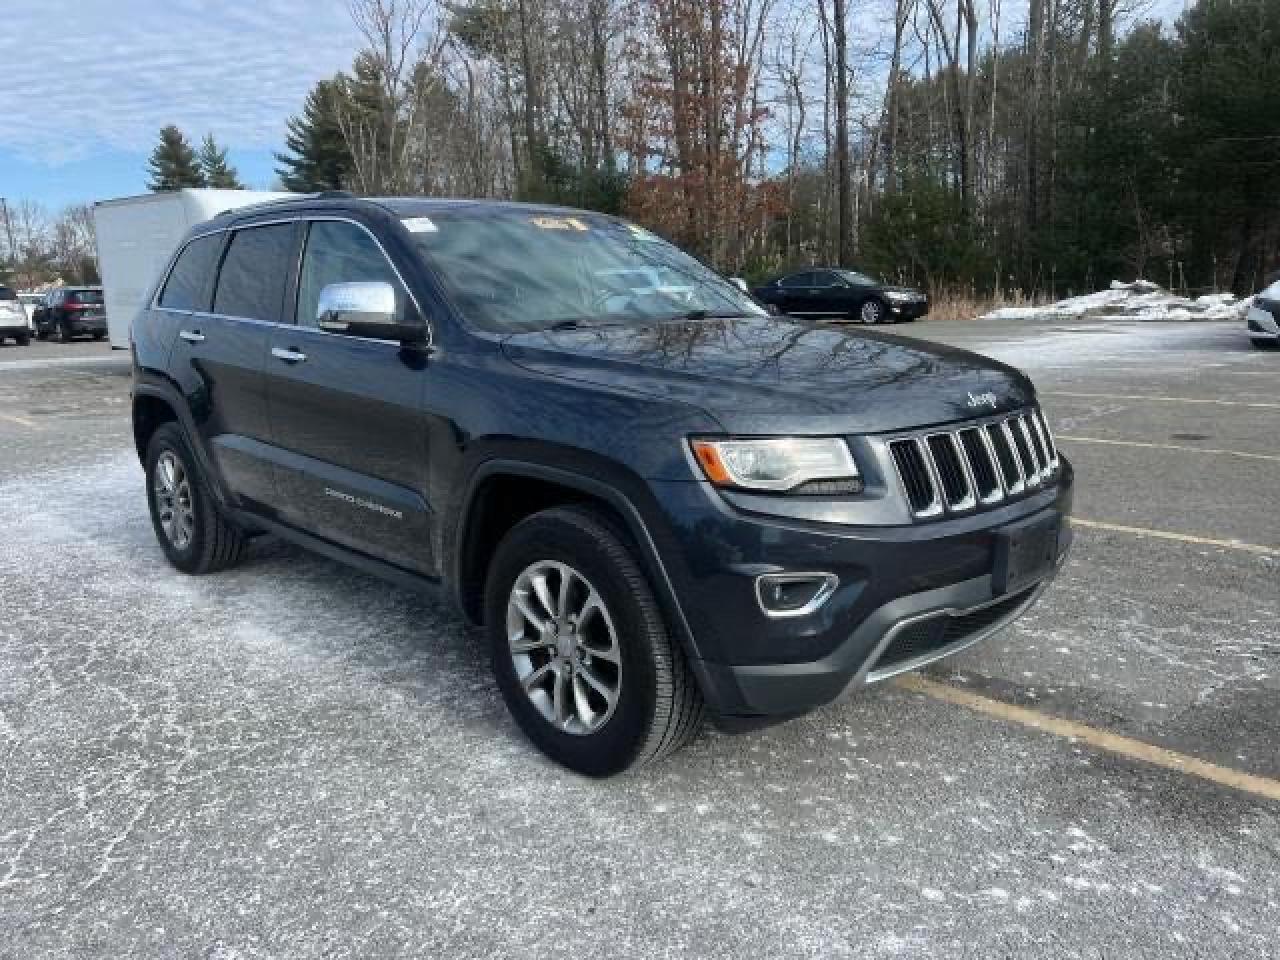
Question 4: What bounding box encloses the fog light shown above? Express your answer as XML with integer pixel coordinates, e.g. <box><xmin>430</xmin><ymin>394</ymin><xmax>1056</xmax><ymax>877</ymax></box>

<box><xmin>755</xmin><ymin>573</ymin><xmax>839</xmax><ymax>618</ymax></box>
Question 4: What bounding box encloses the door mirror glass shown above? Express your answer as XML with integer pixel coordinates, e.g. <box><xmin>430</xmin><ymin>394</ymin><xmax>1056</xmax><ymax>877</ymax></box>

<box><xmin>317</xmin><ymin>281</ymin><xmax>422</xmax><ymax>341</ymax></box>
<box><xmin>728</xmin><ymin>277</ymin><xmax>749</xmax><ymax>293</ymax></box>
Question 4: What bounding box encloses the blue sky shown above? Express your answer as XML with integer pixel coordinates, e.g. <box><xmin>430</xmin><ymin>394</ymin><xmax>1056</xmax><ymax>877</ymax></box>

<box><xmin>0</xmin><ymin>0</ymin><xmax>362</xmax><ymax>210</ymax></box>
<box><xmin>2</xmin><ymin>0</ymin><xmax>1191</xmax><ymax>213</ymax></box>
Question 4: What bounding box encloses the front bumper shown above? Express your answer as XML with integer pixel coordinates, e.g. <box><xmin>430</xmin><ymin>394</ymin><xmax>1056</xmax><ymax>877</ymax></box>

<box><xmin>889</xmin><ymin>300</ymin><xmax>929</xmax><ymax>320</ymax></box>
<box><xmin>1248</xmin><ymin>304</ymin><xmax>1279</xmax><ymax>341</ymax></box>
<box><xmin>647</xmin><ymin>460</ymin><xmax>1073</xmax><ymax>723</ymax></box>
<box><xmin>0</xmin><ymin>323</ymin><xmax>30</xmax><ymax>337</ymax></box>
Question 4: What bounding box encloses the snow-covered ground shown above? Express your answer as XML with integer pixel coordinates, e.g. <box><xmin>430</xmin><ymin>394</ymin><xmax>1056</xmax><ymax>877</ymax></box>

<box><xmin>983</xmin><ymin>279</ymin><xmax>1250</xmax><ymax>323</ymax></box>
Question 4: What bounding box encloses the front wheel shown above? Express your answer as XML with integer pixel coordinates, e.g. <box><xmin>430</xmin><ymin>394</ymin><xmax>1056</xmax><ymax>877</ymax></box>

<box><xmin>485</xmin><ymin>505</ymin><xmax>705</xmax><ymax>776</ymax></box>
<box><xmin>858</xmin><ymin>298</ymin><xmax>887</xmax><ymax>324</ymax></box>
<box><xmin>145</xmin><ymin>422</ymin><xmax>247</xmax><ymax>574</ymax></box>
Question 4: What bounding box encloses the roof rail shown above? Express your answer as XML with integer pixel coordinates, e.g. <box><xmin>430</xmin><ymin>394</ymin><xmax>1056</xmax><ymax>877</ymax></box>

<box><xmin>315</xmin><ymin>190</ymin><xmax>354</xmax><ymax>199</ymax></box>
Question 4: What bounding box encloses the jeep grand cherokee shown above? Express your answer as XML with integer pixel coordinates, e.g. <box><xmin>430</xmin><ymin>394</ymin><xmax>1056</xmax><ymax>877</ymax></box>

<box><xmin>130</xmin><ymin>196</ymin><xmax>1073</xmax><ymax>776</ymax></box>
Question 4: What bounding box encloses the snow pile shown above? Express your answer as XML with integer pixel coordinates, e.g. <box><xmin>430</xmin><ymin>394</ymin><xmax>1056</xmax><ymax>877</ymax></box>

<box><xmin>983</xmin><ymin>279</ymin><xmax>1250</xmax><ymax>323</ymax></box>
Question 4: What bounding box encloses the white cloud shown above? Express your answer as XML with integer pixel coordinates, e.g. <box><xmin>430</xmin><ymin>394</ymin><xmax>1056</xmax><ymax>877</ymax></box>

<box><xmin>0</xmin><ymin>0</ymin><xmax>363</xmax><ymax>164</ymax></box>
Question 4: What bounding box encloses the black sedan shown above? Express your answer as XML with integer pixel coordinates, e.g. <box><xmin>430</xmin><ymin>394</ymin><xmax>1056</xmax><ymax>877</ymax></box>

<box><xmin>752</xmin><ymin>268</ymin><xmax>928</xmax><ymax>324</ymax></box>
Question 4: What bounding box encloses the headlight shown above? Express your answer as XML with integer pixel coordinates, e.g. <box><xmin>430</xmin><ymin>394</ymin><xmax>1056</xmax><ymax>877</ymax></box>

<box><xmin>689</xmin><ymin>437</ymin><xmax>861</xmax><ymax>493</ymax></box>
<box><xmin>885</xmin><ymin>290</ymin><xmax>916</xmax><ymax>302</ymax></box>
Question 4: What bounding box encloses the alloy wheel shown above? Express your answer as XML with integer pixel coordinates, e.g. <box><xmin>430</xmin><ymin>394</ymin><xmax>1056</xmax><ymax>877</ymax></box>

<box><xmin>860</xmin><ymin>299</ymin><xmax>884</xmax><ymax>324</ymax></box>
<box><xmin>153</xmin><ymin>450</ymin><xmax>195</xmax><ymax>550</ymax></box>
<box><xmin>505</xmin><ymin>560</ymin><xmax>622</xmax><ymax>735</ymax></box>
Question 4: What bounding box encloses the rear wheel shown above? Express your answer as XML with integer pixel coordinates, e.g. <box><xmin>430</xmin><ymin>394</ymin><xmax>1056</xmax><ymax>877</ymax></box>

<box><xmin>145</xmin><ymin>422</ymin><xmax>247</xmax><ymax>574</ymax></box>
<box><xmin>859</xmin><ymin>297</ymin><xmax>886</xmax><ymax>325</ymax></box>
<box><xmin>16</xmin><ymin>332</ymin><xmax>30</xmax><ymax>346</ymax></box>
<box><xmin>485</xmin><ymin>505</ymin><xmax>704</xmax><ymax>776</ymax></box>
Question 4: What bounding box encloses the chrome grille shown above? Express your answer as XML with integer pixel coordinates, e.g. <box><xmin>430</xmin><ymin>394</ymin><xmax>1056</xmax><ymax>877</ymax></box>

<box><xmin>887</xmin><ymin>409</ymin><xmax>1060</xmax><ymax>519</ymax></box>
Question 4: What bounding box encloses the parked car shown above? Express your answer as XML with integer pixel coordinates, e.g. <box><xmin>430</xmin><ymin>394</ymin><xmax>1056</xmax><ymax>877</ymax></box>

<box><xmin>753</xmin><ymin>268</ymin><xmax>929</xmax><ymax>324</ymax></box>
<box><xmin>33</xmin><ymin>286</ymin><xmax>107</xmax><ymax>341</ymax></box>
<box><xmin>0</xmin><ymin>286</ymin><xmax>32</xmax><ymax>345</ymax></box>
<box><xmin>131</xmin><ymin>196</ymin><xmax>1072</xmax><ymax>776</ymax></box>
<box><xmin>1247</xmin><ymin>279</ymin><xmax>1279</xmax><ymax>348</ymax></box>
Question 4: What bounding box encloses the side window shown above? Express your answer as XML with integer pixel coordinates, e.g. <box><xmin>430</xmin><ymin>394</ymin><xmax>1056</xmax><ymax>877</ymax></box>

<box><xmin>158</xmin><ymin>234</ymin><xmax>223</xmax><ymax>311</ymax></box>
<box><xmin>779</xmin><ymin>272</ymin><xmax>815</xmax><ymax>288</ymax></box>
<box><xmin>296</xmin><ymin>220</ymin><xmax>404</xmax><ymax>328</ymax></box>
<box><xmin>213</xmin><ymin>224</ymin><xmax>297</xmax><ymax>322</ymax></box>
<box><xmin>811</xmin><ymin>271</ymin><xmax>841</xmax><ymax>288</ymax></box>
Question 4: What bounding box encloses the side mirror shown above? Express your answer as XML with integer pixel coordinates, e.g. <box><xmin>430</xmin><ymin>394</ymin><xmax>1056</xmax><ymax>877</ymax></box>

<box><xmin>317</xmin><ymin>281</ymin><xmax>426</xmax><ymax>343</ymax></box>
<box><xmin>728</xmin><ymin>277</ymin><xmax>750</xmax><ymax>293</ymax></box>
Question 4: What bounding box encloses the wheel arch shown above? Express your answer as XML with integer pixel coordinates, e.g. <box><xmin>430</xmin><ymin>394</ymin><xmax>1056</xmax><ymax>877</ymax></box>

<box><xmin>451</xmin><ymin>458</ymin><xmax>707</xmax><ymax>673</ymax></box>
<box><xmin>131</xmin><ymin>377</ymin><xmax>234</xmax><ymax>509</ymax></box>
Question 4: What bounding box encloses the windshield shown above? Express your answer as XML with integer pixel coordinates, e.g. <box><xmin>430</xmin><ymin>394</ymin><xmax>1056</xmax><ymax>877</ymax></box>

<box><xmin>838</xmin><ymin>270</ymin><xmax>879</xmax><ymax>286</ymax></box>
<box><xmin>0</xmin><ymin>287</ymin><xmax>15</xmax><ymax>301</ymax></box>
<box><xmin>404</xmin><ymin>211</ymin><xmax>767</xmax><ymax>333</ymax></box>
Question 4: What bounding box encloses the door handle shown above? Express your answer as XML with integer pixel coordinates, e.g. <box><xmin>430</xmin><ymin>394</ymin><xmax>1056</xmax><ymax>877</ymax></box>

<box><xmin>271</xmin><ymin>346</ymin><xmax>307</xmax><ymax>363</ymax></box>
<box><xmin>179</xmin><ymin>329</ymin><xmax>205</xmax><ymax>343</ymax></box>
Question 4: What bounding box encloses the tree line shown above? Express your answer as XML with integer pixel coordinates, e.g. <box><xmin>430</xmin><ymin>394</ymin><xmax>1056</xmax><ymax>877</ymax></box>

<box><xmin>264</xmin><ymin>0</ymin><xmax>1278</xmax><ymax>298</ymax></box>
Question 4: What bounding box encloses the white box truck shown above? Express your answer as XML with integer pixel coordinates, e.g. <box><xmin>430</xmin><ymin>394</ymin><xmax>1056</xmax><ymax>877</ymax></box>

<box><xmin>93</xmin><ymin>189</ymin><xmax>293</xmax><ymax>349</ymax></box>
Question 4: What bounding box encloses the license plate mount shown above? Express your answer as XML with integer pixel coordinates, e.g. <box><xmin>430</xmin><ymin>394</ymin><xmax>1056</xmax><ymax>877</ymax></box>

<box><xmin>993</xmin><ymin>512</ymin><xmax>1060</xmax><ymax>595</ymax></box>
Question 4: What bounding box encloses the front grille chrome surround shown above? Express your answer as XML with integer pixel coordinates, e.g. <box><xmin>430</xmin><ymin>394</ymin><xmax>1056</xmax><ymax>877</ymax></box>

<box><xmin>885</xmin><ymin>408</ymin><xmax>1060</xmax><ymax>520</ymax></box>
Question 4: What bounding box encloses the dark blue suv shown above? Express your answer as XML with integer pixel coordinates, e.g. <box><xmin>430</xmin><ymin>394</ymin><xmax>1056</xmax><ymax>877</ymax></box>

<box><xmin>130</xmin><ymin>196</ymin><xmax>1073</xmax><ymax>775</ymax></box>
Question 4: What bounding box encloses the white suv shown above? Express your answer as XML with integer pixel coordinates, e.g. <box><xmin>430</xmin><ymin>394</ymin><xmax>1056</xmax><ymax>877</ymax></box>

<box><xmin>0</xmin><ymin>286</ymin><xmax>32</xmax><ymax>346</ymax></box>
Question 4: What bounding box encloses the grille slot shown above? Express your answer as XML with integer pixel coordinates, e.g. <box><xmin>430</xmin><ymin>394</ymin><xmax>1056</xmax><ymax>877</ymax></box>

<box><xmin>959</xmin><ymin>428</ymin><xmax>1001</xmax><ymax>502</ymax></box>
<box><xmin>987</xmin><ymin>422</ymin><xmax>1023</xmax><ymax>492</ymax></box>
<box><xmin>887</xmin><ymin>408</ymin><xmax>1060</xmax><ymax>520</ymax></box>
<box><xmin>926</xmin><ymin>434</ymin><xmax>973</xmax><ymax>510</ymax></box>
<box><xmin>889</xmin><ymin>439</ymin><xmax>938</xmax><ymax>514</ymax></box>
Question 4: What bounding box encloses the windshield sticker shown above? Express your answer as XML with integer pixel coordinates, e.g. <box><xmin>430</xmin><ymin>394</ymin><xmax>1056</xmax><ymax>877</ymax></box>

<box><xmin>530</xmin><ymin>216</ymin><xmax>589</xmax><ymax>231</ymax></box>
<box><xmin>402</xmin><ymin>217</ymin><xmax>438</xmax><ymax>233</ymax></box>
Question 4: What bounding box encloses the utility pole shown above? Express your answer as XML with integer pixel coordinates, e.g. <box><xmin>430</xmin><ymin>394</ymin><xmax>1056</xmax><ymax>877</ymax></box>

<box><xmin>0</xmin><ymin>197</ymin><xmax>17</xmax><ymax>283</ymax></box>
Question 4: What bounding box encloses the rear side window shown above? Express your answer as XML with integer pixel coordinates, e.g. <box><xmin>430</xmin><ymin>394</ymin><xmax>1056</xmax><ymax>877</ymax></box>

<box><xmin>213</xmin><ymin>224</ymin><xmax>296</xmax><ymax>322</ymax></box>
<box><xmin>159</xmin><ymin>235</ymin><xmax>223</xmax><ymax>310</ymax></box>
<box><xmin>0</xmin><ymin>286</ymin><xmax>15</xmax><ymax>301</ymax></box>
<box><xmin>779</xmin><ymin>272</ymin><xmax>815</xmax><ymax>288</ymax></box>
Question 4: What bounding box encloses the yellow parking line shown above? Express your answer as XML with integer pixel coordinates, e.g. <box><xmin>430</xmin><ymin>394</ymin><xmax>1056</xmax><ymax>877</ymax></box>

<box><xmin>0</xmin><ymin>412</ymin><xmax>38</xmax><ymax>429</ymax></box>
<box><xmin>1057</xmin><ymin>435</ymin><xmax>1280</xmax><ymax>463</ymax></box>
<box><xmin>1044</xmin><ymin>390</ymin><xmax>1280</xmax><ymax>409</ymax></box>
<box><xmin>894</xmin><ymin>674</ymin><xmax>1280</xmax><ymax>803</ymax></box>
<box><xmin>1071</xmin><ymin>518</ymin><xmax>1280</xmax><ymax>556</ymax></box>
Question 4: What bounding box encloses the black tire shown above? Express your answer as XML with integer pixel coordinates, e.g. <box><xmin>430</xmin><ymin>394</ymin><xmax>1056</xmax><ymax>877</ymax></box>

<box><xmin>56</xmin><ymin>322</ymin><xmax>70</xmax><ymax>343</ymax></box>
<box><xmin>1251</xmin><ymin>338</ymin><xmax>1278</xmax><ymax>350</ymax></box>
<box><xmin>144</xmin><ymin>422</ymin><xmax>247</xmax><ymax>574</ymax></box>
<box><xmin>16</xmin><ymin>333</ymin><xmax>30</xmax><ymax>346</ymax></box>
<box><xmin>92</xmin><ymin>331</ymin><xmax>105</xmax><ymax>341</ymax></box>
<box><xmin>485</xmin><ymin>505</ymin><xmax>705</xmax><ymax>776</ymax></box>
<box><xmin>857</xmin><ymin>297</ymin><xmax>887</xmax><ymax>325</ymax></box>
<box><xmin>35</xmin><ymin>326</ymin><xmax>48</xmax><ymax>341</ymax></box>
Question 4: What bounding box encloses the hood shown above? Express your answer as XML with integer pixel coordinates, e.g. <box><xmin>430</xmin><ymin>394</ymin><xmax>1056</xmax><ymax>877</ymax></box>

<box><xmin>502</xmin><ymin>316</ymin><xmax>1036</xmax><ymax>435</ymax></box>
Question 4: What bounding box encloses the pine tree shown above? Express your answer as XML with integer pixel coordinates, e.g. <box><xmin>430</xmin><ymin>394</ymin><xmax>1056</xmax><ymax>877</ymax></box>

<box><xmin>197</xmin><ymin>133</ymin><xmax>244</xmax><ymax>189</ymax></box>
<box><xmin>275</xmin><ymin>79</ymin><xmax>353</xmax><ymax>192</ymax></box>
<box><xmin>147</xmin><ymin>126</ymin><xmax>205</xmax><ymax>191</ymax></box>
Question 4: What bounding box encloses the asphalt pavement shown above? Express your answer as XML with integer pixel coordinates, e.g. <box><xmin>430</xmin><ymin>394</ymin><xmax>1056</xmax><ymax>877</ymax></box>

<box><xmin>1</xmin><ymin>321</ymin><xmax>1277</xmax><ymax>958</ymax></box>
